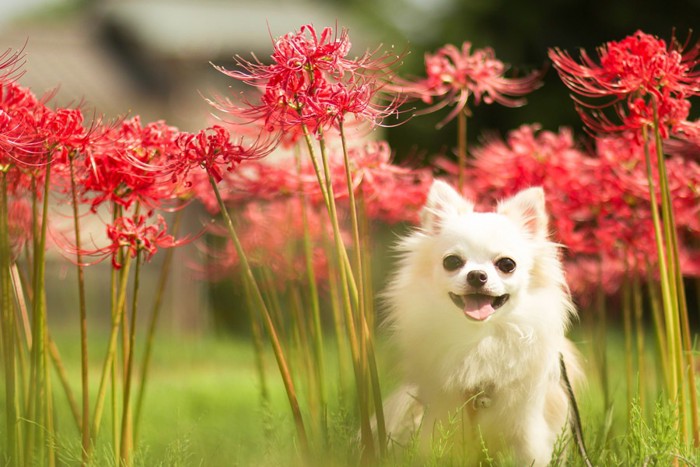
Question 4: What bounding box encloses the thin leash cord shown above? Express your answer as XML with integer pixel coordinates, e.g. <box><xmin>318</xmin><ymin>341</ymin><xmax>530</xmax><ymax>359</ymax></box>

<box><xmin>559</xmin><ymin>352</ymin><xmax>594</xmax><ymax>467</ymax></box>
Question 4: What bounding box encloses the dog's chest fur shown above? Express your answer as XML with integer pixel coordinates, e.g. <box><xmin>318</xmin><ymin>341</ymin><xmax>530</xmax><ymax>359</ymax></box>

<box><xmin>402</xmin><ymin>314</ymin><xmax>557</xmax><ymax>402</ymax></box>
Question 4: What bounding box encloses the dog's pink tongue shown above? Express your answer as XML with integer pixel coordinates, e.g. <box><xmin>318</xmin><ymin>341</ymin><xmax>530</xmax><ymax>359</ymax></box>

<box><xmin>463</xmin><ymin>295</ymin><xmax>495</xmax><ymax>321</ymax></box>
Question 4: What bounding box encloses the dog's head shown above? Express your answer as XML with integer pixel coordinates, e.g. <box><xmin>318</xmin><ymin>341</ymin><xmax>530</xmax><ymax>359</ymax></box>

<box><xmin>418</xmin><ymin>180</ymin><xmax>551</xmax><ymax>322</ymax></box>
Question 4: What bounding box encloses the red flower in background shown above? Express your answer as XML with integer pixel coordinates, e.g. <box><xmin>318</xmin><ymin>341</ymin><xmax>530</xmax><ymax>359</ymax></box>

<box><xmin>203</xmin><ymin>198</ymin><xmax>335</xmax><ymax>287</ymax></box>
<box><xmin>396</xmin><ymin>42</ymin><xmax>543</xmax><ymax>126</ymax></box>
<box><xmin>549</xmin><ymin>30</ymin><xmax>700</xmax><ymax>136</ymax></box>
<box><xmin>102</xmin><ymin>214</ymin><xmax>182</xmax><ymax>269</ymax></box>
<box><xmin>450</xmin><ymin>123</ymin><xmax>700</xmax><ymax>301</ymax></box>
<box><xmin>344</xmin><ymin>141</ymin><xmax>433</xmax><ymax>224</ymax></box>
<box><xmin>176</xmin><ymin>125</ymin><xmax>268</xmax><ymax>183</ymax></box>
<box><xmin>0</xmin><ymin>46</ymin><xmax>25</xmax><ymax>83</ymax></box>
<box><xmin>194</xmin><ymin>139</ymin><xmax>432</xmax><ymax>225</ymax></box>
<box><xmin>0</xmin><ymin>82</ymin><xmax>50</xmax><ymax>173</ymax></box>
<box><xmin>665</xmin><ymin>119</ymin><xmax>700</xmax><ymax>159</ymax></box>
<box><xmin>211</xmin><ymin>23</ymin><xmax>403</xmax><ymax>138</ymax></box>
<box><xmin>7</xmin><ymin>197</ymin><xmax>32</xmax><ymax>260</ymax></box>
<box><xmin>80</xmin><ymin>117</ymin><xmax>186</xmax><ymax>210</ymax></box>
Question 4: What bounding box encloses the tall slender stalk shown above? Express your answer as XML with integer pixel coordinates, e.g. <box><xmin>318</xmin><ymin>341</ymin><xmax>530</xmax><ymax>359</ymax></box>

<box><xmin>68</xmin><ymin>154</ymin><xmax>91</xmax><ymax>463</ymax></box>
<box><xmin>120</xmin><ymin>252</ymin><xmax>143</xmax><ymax>465</ymax></box>
<box><xmin>338</xmin><ymin>122</ymin><xmax>386</xmax><ymax>455</ymax></box>
<box><xmin>641</xmin><ymin>125</ymin><xmax>678</xmax><ymax>400</ymax></box>
<box><xmin>133</xmin><ymin>207</ymin><xmax>184</xmax><ymax>444</ymax></box>
<box><xmin>207</xmin><ymin>171</ymin><xmax>310</xmax><ymax>459</ymax></box>
<box><xmin>47</xmin><ymin>336</ymin><xmax>81</xmax><ymax>431</ymax></box>
<box><xmin>26</xmin><ymin>162</ymin><xmax>52</xmax><ymax>466</ymax></box>
<box><xmin>631</xmin><ymin>270</ymin><xmax>646</xmax><ymax>414</ymax></box>
<box><xmin>457</xmin><ymin>107</ymin><xmax>468</xmax><ymax>192</ymax></box>
<box><xmin>301</xmin><ymin>125</ymin><xmax>375</xmax><ymax>460</ymax></box>
<box><xmin>296</xmin><ymin>149</ymin><xmax>327</xmax><ymax>441</ymax></box>
<box><xmin>622</xmin><ymin>276</ymin><xmax>634</xmax><ymax>422</ymax></box>
<box><xmin>240</xmin><ymin>274</ymin><xmax>270</xmax><ymax>404</ymax></box>
<box><xmin>650</xmin><ymin>100</ymin><xmax>698</xmax><ymax>446</ymax></box>
<box><xmin>641</xmin><ymin>116</ymin><xmax>688</xmax><ymax>447</ymax></box>
<box><xmin>91</xmin><ymin>253</ymin><xmax>133</xmax><ymax>441</ymax></box>
<box><xmin>0</xmin><ymin>171</ymin><xmax>19</xmax><ymax>466</ymax></box>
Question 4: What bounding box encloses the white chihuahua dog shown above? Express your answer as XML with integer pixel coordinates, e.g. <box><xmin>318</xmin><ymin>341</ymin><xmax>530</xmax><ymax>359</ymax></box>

<box><xmin>382</xmin><ymin>180</ymin><xmax>582</xmax><ymax>465</ymax></box>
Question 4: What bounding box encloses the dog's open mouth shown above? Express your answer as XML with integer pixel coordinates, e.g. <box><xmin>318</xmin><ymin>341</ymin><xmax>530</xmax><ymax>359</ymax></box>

<box><xmin>448</xmin><ymin>293</ymin><xmax>510</xmax><ymax>321</ymax></box>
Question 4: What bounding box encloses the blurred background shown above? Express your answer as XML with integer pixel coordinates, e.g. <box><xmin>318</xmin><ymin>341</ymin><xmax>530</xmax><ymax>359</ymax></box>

<box><xmin>3</xmin><ymin>0</ymin><xmax>698</xmax><ymax>333</ymax></box>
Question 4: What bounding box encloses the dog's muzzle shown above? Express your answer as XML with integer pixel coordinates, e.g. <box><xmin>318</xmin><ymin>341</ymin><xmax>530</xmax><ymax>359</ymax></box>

<box><xmin>448</xmin><ymin>292</ymin><xmax>510</xmax><ymax>321</ymax></box>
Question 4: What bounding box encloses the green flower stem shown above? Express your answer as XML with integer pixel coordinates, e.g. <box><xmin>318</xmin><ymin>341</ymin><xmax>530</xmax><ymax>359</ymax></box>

<box><xmin>47</xmin><ymin>335</ymin><xmax>81</xmax><ymax>431</ymax></box>
<box><xmin>26</xmin><ymin>162</ymin><xmax>53</xmax><ymax>466</ymax></box>
<box><xmin>651</xmin><ymin>100</ymin><xmax>698</xmax><ymax>446</ymax></box>
<box><xmin>646</xmin><ymin>264</ymin><xmax>669</xmax><ymax>383</ymax></box>
<box><xmin>622</xmin><ymin>276</ymin><xmax>634</xmax><ymax>420</ymax></box>
<box><xmin>327</xmin><ymin>252</ymin><xmax>350</xmax><ymax>402</ymax></box>
<box><xmin>68</xmin><ymin>154</ymin><xmax>91</xmax><ymax>463</ymax></box>
<box><xmin>240</xmin><ymin>273</ymin><xmax>270</xmax><ymax>404</ymax></box>
<box><xmin>338</xmin><ymin>121</ymin><xmax>387</xmax><ymax>456</ymax></box>
<box><xmin>9</xmin><ymin>262</ymin><xmax>30</xmax><ymax>453</ymax></box>
<box><xmin>457</xmin><ymin>107</ymin><xmax>468</xmax><ymax>192</ymax></box>
<box><xmin>91</xmin><ymin>253</ymin><xmax>133</xmax><ymax>441</ymax></box>
<box><xmin>10</xmin><ymin>263</ymin><xmax>31</xmax><ymax>351</ymax></box>
<box><xmin>120</xmin><ymin>252</ymin><xmax>143</xmax><ymax>466</ymax></box>
<box><xmin>110</xmin><ymin>229</ymin><xmax>123</xmax><ymax>463</ymax></box>
<box><xmin>207</xmin><ymin>170</ymin><xmax>310</xmax><ymax>459</ymax></box>
<box><xmin>300</xmin><ymin>126</ymin><xmax>359</xmax><ymax>301</ymax></box>
<box><xmin>296</xmin><ymin>149</ymin><xmax>327</xmax><ymax>440</ymax></box>
<box><xmin>641</xmin><ymin>124</ymin><xmax>680</xmax><ymax>429</ymax></box>
<box><xmin>302</xmin><ymin>125</ymin><xmax>375</xmax><ymax>460</ymax></box>
<box><xmin>0</xmin><ymin>171</ymin><xmax>19</xmax><ymax>466</ymax></box>
<box><xmin>632</xmin><ymin>271</ymin><xmax>646</xmax><ymax>414</ymax></box>
<box><xmin>133</xmin><ymin>206</ymin><xmax>184</xmax><ymax>445</ymax></box>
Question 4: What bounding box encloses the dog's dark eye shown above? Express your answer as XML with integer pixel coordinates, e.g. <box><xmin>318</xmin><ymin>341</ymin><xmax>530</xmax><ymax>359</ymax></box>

<box><xmin>496</xmin><ymin>257</ymin><xmax>516</xmax><ymax>273</ymax></box>
<box><xmin>442</xmin><ymin>255</ymin><xmax>464</xmax><ymax>272</ymax></box>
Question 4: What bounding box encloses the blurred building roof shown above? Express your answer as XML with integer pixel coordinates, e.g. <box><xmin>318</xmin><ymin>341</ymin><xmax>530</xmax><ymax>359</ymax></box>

<box><xmin>1</xmin><ymin>0</ymin><xmax>375</xmax><ymax>130</ymax></box>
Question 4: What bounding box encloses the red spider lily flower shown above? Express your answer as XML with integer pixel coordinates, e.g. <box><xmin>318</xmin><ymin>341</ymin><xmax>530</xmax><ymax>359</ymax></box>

<box><xmin>463</xmin><ymin>124</ymin><xmax>602</xmax><ymax>256</ymax></box>
<box><xmin>202</xmin><ymin>198</ymin><xmax>335</xmax><ymax>287</ymax></box>
<box><xmin>176</xmin><ymin>125</ymin><xmax>269</xmax><ymax>183</ymax></box>
<box><xmin>211</xmin><ymin>23</ymin><xmax>403</xmax><ymax>138</ymax></box>
<box><xmin>271</xmin><ymin>24</ymin><xmax>354</xmax><ymax>77</ymax></box>
<box><xmin>0</xmin><ymin>46</ymin><xmax>25</xmax><ymax>83</ymax></box>
<box><xmin>396</xmin><ymin>42</ymin><xmax>543</xmax><ymax>127</ymax></box>
<box><xmin>7</xmin><ymin>196</ymin><xmax>32</xmax><ymax>261</ymax></box>
<box><xmin>595</xmin><ymin>133</ymin><xmax>700</xmax><ymax>268</ymax></box>
<box><xmin>665</xmin><ymin>119</ymin><xmax>700</xmax><ymax>159</ymax></box>
<box><xmin>343</xmin><ymin>141</ymin><xmax>433</xmax><ymax>224</ymax></box>
<box><xmin>448</xmin><ymin>124</ymin><xmax>691</xmax><ymax>300</ymax></box>
<box><xmin>41</xmin><ymin>107</ymin><xmax>90</xmax><ymax>151</ymax></box>
<box><xmin>80</xmin><ymin>116</ymin><xmax>187</xmax><ymax>211</ymax></box>
<box><xmin>201</xmin><ymin>138</ymin><xmax>433</xmax><ymax>225</ymax></box>
<box><xmin>91</xmin><ymin>214</ymin><xmax>186</xmax><ymax>270</ymax></box>
<box><xmin>0</xmin><ymin>82</ymin><xmax>50</xmax><ymax>171</ymax></box>
<box><xmin>549</xmin><ymin>30</ymin><xmax>700</xmax><ymax>136</ymax></box>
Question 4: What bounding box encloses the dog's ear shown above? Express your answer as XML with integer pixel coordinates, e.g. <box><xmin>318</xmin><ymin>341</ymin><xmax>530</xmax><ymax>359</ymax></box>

<box><xmin>420</xmin><ymin>180</ymin><xmax>474</xmax><ymax>233</ymax></box>
<box><xmin>497</xmin><ymin>187</ymin><xmax>548</xmax><ymax>239</ymax></box>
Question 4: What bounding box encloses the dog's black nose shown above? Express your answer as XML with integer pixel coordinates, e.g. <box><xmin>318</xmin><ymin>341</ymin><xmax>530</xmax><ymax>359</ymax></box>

<box><xmin>467</xmin><ymin>270</ymin><xmax>488</xmax><ymax>288</ymax></box>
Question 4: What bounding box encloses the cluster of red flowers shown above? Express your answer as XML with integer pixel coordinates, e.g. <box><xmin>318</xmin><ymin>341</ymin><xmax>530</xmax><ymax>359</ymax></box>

<box><xmin>395</xmin><ymin>41</ymin><xmax>543</xmax><ymax>126</ymax></box>
<box><xmin>1</xmin><ymin>27</ymin><xmax>699</xmax><ymax>304</ymax></box>
<box><xmin>191</xmin><ymin>139</ymin><xmax>433</xmax><ymax>281</ymax></box>
<box><xmin>439</xmin><ymin>124</ymin><xmax>699</xmax><ymax>300</ymax></box>
<box><xmin>549</xmin><ymin>30</ymin><xmax>700</xmax><ymax>138</ymax></box>
<box><xmin>211</xmin><ymin>24</ymin><xmax>403</xmax><ymax>144</ymax></box>
<box><xmin>0</xmin><ymin>64</ymin><xmax>266</xmax><ymax>267</ymax></box>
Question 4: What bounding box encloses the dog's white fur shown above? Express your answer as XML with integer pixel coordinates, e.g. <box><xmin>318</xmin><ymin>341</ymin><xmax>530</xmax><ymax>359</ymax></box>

<box><xmin>382</xmin><ymin>180</ymin><xmax>580</xmax><ymax>465</ymax></box>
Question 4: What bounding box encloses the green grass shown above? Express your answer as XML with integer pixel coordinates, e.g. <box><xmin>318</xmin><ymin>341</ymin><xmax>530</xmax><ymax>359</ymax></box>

<box><xmin>2</xmin><ymin>325</ymin><xmax>699</xmax><ymax>466</ymax></box>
